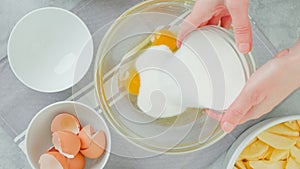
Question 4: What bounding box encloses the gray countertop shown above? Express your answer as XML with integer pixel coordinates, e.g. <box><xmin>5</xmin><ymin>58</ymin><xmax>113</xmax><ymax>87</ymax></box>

<box><xmin>0</xmin><ymin>0</ymin><xmax>299</xmax><ymax>168</ymax></box>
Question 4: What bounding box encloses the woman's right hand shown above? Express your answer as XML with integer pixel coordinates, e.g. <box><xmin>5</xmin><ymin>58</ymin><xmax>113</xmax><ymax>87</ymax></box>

<box><xmin>207</xmin><ymin>39</ymin><xmax>300</xmax><ymax>133</ymax></box>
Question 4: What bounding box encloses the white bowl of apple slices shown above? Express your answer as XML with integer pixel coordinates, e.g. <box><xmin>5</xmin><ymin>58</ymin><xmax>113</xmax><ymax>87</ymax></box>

<box><xmin>225</xmin><ymin>115</ymin><xmax>300</xmax><ymax>169</ymax></box>
<box><xmin>25</xmin><ymin>101</ymin><xmax>111</xmax><ymax>169</ymax></box>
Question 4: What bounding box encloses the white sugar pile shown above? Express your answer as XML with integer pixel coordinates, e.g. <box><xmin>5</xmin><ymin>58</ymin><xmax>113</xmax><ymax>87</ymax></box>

<box><xmin>136</xmin><ymin>29</ymin><xmax>246</xmax><ymax>118</ymax></box>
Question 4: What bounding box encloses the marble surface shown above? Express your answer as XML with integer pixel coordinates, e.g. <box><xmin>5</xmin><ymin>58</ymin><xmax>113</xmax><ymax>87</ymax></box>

<box><xmin>249</xmin><ymin>0</ymin><xmax>300</xmax><ymax>50</ymax></box>
<box><xmin>0</xmin><ymin>0</ymin><xmax>299</xmax><ymax>168</ymax></box>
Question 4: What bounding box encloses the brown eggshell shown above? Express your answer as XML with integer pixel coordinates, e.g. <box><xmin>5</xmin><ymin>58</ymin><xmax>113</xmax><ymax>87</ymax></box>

<box><xmin>39</xmin><ymin>152</ymin><xmax>68</xmax><ymax>169</ymax></box>
<box><xmin>51</xmin><ymin>113</ymin><xmax>81</xmax><ymax>134</ymax></box>
<box><xmin>52</xmin><ymin>130</ymin><xmax>81</xmax><ymax>158</ymax></box>
<box><xmin>46</xmin><ymin>146</ymin><xmax>58</xmax><ymax>153</ymax></box>
<box><xmin>92</xmin><ymin>130</ymin><xmax>107</xmax><ymax>151</ymax></box>
<box><xmin>78</xmin><ymin>125</ymin><xmax>94</xmax><ymax>149</ymax></box>
<box><xmin>80</xmin><ymin>131</ymin><xmax>106</xmax><ymax>159</ymax></box>
<box><xmin>68</xmin><ymin>152</ymin><xmax>85</xmax><ymax>169</ymax></box>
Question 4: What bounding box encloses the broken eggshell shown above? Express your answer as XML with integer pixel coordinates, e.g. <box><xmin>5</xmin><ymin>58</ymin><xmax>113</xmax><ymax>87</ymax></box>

<box><xmin>68</xmin><ymin>152</ymin><xmax>85</xmax><ymax>169</ymax></box>
<box><xmin>78</xmin><ymin>125</ymin><xmax>94</xmax><ymax>149</ymax></box>
<box><xmin>52</xmin><ymin>131</ymin><xmax>81</xmax><ymax>158</ymax></box>
<box><xmin>39</xmin><ymin>151</ymin><xmax>85</xmax><ymax>169</ymax></box>
<box><xmin>26</xmin><ymin>101</ymin><xmax>111</xmax><ymax>169</ymax></box>
<box><xmin>79</xmin><ymin>126</ymin><xmax>107</xmax><ymax>159</ymax></box>
<box><xmin>51</xmin><ymin>113</ymin><xmax>81</xmax><ymax>134</ymax></box>
<box><xmin>39</xmin><ymin>152</ymin><xmax>68</xmax><ymax>169</ymax></box>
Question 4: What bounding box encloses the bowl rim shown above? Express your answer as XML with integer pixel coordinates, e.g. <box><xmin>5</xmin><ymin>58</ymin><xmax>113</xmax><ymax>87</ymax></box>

<box><xmin>25</xmin><ymin>101</ymin><xmax>111</xmax><ymax>169</ymax></box>
<box><xmin>7</xmin><ymin>7</ymin><xmax>93</xmax><ymax>93</ymax></box>
<box><xmin>225</xmin><ymin>114</ymin><xmax>300</xmax><ymax>169</ymax></box>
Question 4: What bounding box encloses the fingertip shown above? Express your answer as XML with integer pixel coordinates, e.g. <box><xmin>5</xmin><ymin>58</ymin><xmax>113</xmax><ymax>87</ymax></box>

<box><xmin>177</xmin><ymin>24</ymin><xmax>195</xmax><ymax>48</ymax></box>
<box><xmin>238</xmin><ymin>43</ymin><xmax>251</xmax><ymax>54</ymax></box>
<box><xmin>177</xmin><ymin>40</ymin><xmax>182</xmax><ymax>48</ymax></box>
<box><xmin>176</xmin><ymin>29</ymin><xmax>186</xmax><ymax>49</ymax></box>
<box><xmin>275</xmin><ymin>49</ymin><xmax>289</xmax><ymax>58</ymax></box>
<box><xmin>227</xmin><ymin>0</ymin><xmax>252</xmax><ymax>54</ymax></box>
<box><xmin>221</xmin><ymin>121</ymin><xmax>235</xmax><ymax>133</ymax></box>
<box><xmin>176</xmin><ymin>30</ymin><xmax>186</xmax><ymax>48</ymax></box>
<box><xmin>205</xmin><ymin>109</ymin><xmax>223</xmax><ymax>121</ymax></box>
<box><xmin>177</xmin><ymin>13</ymin><xmax>201</xmax><ymax>48</ymax></box>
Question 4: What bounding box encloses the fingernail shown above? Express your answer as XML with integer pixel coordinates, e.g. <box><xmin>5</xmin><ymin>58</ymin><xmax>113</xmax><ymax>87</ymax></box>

<box><xmin>222</xmin><ymin>122</ymin><xmax>234</xmax><ymax>133</ymax></box>
<box><xmin>238</xmin><ymin>43</ymin><xmax>250</xmax><ymax>53</ymax></box>
<box><xmin>205</xmin><ymin>109</ymin><xmax>223</xmax><ymax>121</ymax></box>
<box><xmin>177</xmin><ymin>41</ymin><xmax>181</xmax><ymax>48</ymax></box>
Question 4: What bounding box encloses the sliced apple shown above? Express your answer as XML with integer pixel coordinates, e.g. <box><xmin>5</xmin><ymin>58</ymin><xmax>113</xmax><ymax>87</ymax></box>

<box><xmin>296</xmin><ymin>141</ymin><xmax>300</xmax><ymax>149</ymax></box>
<box><xmin>262</xmin><ymin>147</ymin><xmax>273</xmax><ymax>160</ymax></box>
<box><xmin>290</xmin><ymin>136</ymin><xmax>300</xmax><ymax>142</ymax></box>
<box><xmin>257</xmin><ymin>131</ymin><xmax>296</xmax><ymax>149</ymax></box>
<box><xmin>290</xmin><ymin>146</ymin><xmax>300</xmax><ymax>164</ymax></box>
<box><xmin>297</xmin><ymin>120</ymin><xmax>300</xmax><ymax>127</ymax></box>
<box><xmin>269</xmin><ymin>149</ymin><xmax>289</xmax><ymax>161</ymax></box>
<box><xmin>249</xmin><ymin>160</ymin><xmax>286</xmax><ymax>169</ymax></box>
<box><xmin>235</xmin><ymin>160</ymin><xmax>247</xmax><ymax>169</ymax></box>
<box><xmin>248</xmin><ymin>137</ymin><xmax>258</xmax><ymax>146</ymax></box>
<box><xmin>284</xmin><ymin>121</ymin><xmax>300</xmax><ymax>131</ymax></box>
<box><xmin>243</xmin><ymin>161</ymin><xmax>252</xmax><ymax>169</ymax></box>
<box><xmin>240</xmin><ymin>140</ymin><xmax>269</xmax><ymax>160</ymax></box>
<box><xmin>266</xmin><ymin>123</ymin><xmax>299</xmax><ymax>136</ymax></box>
<box><xmin>286</xmin><ymin>157</ymin><xmax>300</xmax><ymax>169</ymax></box>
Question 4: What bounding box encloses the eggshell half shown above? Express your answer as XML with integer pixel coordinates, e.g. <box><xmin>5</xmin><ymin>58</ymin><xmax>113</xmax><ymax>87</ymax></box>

<box><xmin>39</xmin><ymin>152</ymin><xmax>68</xmax><ymax>169</ymax></box>
<box><xmin>51</xmin><ymin>113</ymin><xmax>81</xmax><ymax>134</ymax></box>
<box><xmin>52</xmin><ymin>131</ymin><xmax>81</xmax><ymax>158</ymax></box>
<box><xmin>47</xmin><ymin>146</ymin><xmax>58</xmax><ymax>153</ymax></box>
<box><xmin>68</xmin><ymin>152</ymin><xmax>85</xmax><ymax>169</ymax></box>
<box><xmin>80</xmin><ymin>131</ymin><xmax>106</xmax><ymax>159</ymax></box>
<box><xmin>78</xmin><ymin>125</ymin><xmax>94</xmax><ymax>149</ymax></box>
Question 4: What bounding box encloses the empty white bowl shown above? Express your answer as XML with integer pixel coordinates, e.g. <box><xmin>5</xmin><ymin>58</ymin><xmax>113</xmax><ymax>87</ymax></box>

<box><xmin>224</xmin><ymin>115</ymin><xmax>300</xmax><ymax>169</ymax></box>
<box><xmin>25</xmin><ymin>101</ymin><xmax>111</xmax><ymax>169</ymax></box>
<box><xmin>8</xmin><ymin>7</ymin><xmax>93</xmax><ymax>92</ymax></box>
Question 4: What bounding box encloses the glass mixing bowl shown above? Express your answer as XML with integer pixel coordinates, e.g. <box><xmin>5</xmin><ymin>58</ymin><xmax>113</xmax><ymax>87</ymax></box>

<box><xmin>95</xmin><ymin>0</ymin><xmax>255</xmax><ymax>154</ymax></box>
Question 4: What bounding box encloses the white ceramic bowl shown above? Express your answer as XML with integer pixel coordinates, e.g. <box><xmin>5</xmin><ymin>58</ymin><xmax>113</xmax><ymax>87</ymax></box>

<box><xmin>8</xmin><ymin>7</ymin><xmax>93</xmax><ymax>92</ymax></box>
<box><xmin>224</xmin><ymin>115</ymin><xmax>300</xmax><ymax>169</ymax></box>
<box><xmin>25</xmin><ymin>101</ymin><xmax>111</xmax><ymax>169</ymax></box>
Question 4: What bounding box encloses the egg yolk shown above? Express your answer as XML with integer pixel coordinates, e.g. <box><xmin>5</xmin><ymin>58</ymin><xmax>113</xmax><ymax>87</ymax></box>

<box><xmin>125</xmin><ymin>69</ymin><xmax>140</xmax><ymax>95</ymax></box>
<box><xmin>125</xmin><ymin>30</ymin><xmax>176</xmax><ymax>95</ymax></box>
<box><xmin>152</xmin><ymin>30</ymin><xmax>177</xmax><ymax>51</ymax></box>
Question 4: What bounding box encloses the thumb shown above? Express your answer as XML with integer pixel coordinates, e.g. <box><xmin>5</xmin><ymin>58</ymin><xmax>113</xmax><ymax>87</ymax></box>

<box><xmin>221</xmin><ymin>87</ymin><xmax>264</xmax><ymax>132</ymax></box>
<box><xmin>226</xmin><ymin>0</ymin><xmax>252</xmax><ymax>53</ymax></box>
